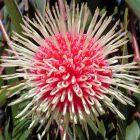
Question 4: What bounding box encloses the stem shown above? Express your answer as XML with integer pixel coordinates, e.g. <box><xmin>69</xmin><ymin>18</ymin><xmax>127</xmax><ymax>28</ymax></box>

<box><xmin>131</xmin><ymin>16</ymin><xmax>140</xmax><ymax>66</ymax></box>
<box><xmin>0</xmin><ymin>19</ymin><xmax>8</xmax><ymax>75</ymax></box>
<box><xmin>0</xmin><ymin>20</ymin><xmax>10</xmax><ymax>43</ymax></box>
<box><xmin>122</xmin><ymin>8</ymin><xmax>128</xmax><ymax>65</ymax></box>
<box><xmin>0</xmin><ymin>19</ymin><xmax>20</xmax><ymax>59</ymax></box>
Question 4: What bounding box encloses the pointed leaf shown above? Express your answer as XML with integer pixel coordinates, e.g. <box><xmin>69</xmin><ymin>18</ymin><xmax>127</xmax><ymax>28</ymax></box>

<box><xmin>4</xmin><ymin>0</ymin><xmax>23</xmax><ymax>33</ymax></box>
<box><xmin>125</xmin><ymin>121</ymin><xmax>140</xmax><ymax>140</ymax></box>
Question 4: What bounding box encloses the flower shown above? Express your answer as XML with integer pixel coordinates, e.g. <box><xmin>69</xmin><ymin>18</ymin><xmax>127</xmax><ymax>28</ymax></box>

<box><xmin>1</xmin><ymin>1</ymin><xmax>140</xmax><ymax>139</ymax></box>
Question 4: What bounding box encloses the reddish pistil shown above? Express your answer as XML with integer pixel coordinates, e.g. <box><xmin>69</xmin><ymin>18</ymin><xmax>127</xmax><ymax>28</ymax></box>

<box><xmin>31</xmin><ymin>32</ymin><xmax>112</xmax><ymax>112</ymax></box>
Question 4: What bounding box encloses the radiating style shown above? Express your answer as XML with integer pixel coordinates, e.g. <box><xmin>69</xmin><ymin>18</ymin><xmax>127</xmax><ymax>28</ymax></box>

<box><xmin>1</xmin><ymin>1</ymin><xmax>140</xmax><ymax>139</ymax></box>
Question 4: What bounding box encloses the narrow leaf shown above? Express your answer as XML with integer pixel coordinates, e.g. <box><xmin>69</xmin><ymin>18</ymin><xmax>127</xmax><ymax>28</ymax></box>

<box><xmin>30</xmin><ymin>0</ymin><xmax>46</xmax><ymax>17</ymax></box>
<box><xmin>4</xmin><ymin>0</ymin><xmax>23</xmax><ymax>33</ymax></box>
<box><xmin>125</xmin><ymin>0</ymin><xmax>140</xmax><ymax>20</ymax></box>
<box><xmin>125</xmin><ymin>121</ymin><xmax>140</xmax><ymax>140</ymax></box>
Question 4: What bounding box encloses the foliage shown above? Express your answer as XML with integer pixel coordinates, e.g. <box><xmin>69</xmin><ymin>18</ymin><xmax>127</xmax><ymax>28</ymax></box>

<box><xmin>0</xmin><ymin>0</ymin><xmax>140</xmax><ymax>140</ymax></box>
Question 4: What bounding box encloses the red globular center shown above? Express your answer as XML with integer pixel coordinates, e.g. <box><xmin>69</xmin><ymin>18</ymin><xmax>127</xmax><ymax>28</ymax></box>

<box><xmin>31</xmin><ymin>32</ymin><xmax>112</xmax><ymax>113</ymax></box>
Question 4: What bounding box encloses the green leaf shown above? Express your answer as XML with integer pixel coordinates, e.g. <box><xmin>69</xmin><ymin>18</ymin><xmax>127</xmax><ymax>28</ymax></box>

<box><xmin>125</xmin><ymin>121</ymin><xmax>140</xmax><ymax>140</ymax></box>
<box><xmin>0</xmin><ymin>133</ymin><xmax>5</xmax><ymax>140</ymax></box>
<box><xmin>4</xmin><ymin>0</ymin><xmax>23</xmax><ymax>34</ymax></box>
<box><xmin>4</xmin><ymin>118</ymin><xmax>12</xmax><ymax>140</ymax></box>
<box><xmin>12</xmin><ymin>100</ymin><xmax>31</xmax><ymax>140</ymax></box>
<box><xmin>0</xmin><ymin>81</ymin><xmax>25</xmax><ymax>106</ymax></box>
<box><xmin>0</xmin><ymin>88</ymin><xmax>8</xmax><ymax>106</ymax></box>
<box><xmin>125</xmin><ymin>0</ymin><xmax>140</xmax><ymax>21</ymax></box>
<box><xmin>76</xmin><ymin>125</ymin><xmax>86</xmax><ymax>140</ymax></box>
<box><xmin>12</xmin><ymin>119</ymin><xmax>31</xmax><ymax>140</ymax></box>
<box><xmin>30</xmin><ymin>0</ymin><xmax>46</xmax><ymax>17</ymax></box>
<box><xmin>98</xmin><ymin>120</ymin><xmax>106</xmax><ymax>137</ymax></box>
<box><xmin>122</xmin><ymin>8</ymin><xmax>129</xmax><ymax>65</ymax></box>
<box><xmin>117</xmin><ymin>119</ymin><xmax>126</xmax><ymax>140</ymax></box>
<box><xmin>88</xmin><ymin>121</ymin><xmax>98</xmax><ymax>135</ymax></box>
<box><xmin>5</xmin><ymin>67</ymin><xmax>18</xmax><ymax>85</ymax></box>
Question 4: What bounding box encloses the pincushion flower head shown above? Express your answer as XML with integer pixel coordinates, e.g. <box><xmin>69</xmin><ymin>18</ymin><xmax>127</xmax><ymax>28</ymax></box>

<box><xmin>1</xmin><ymin>1</ymin><xmax>140</xmax><ymax>139</ymax></box>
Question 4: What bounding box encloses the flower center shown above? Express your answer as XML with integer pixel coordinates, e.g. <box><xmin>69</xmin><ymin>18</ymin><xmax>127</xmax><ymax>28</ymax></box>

<box><xmin>31</xmin><ymin>32</ymin><xmax>112</xmax><ymax>113</ymax></box>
